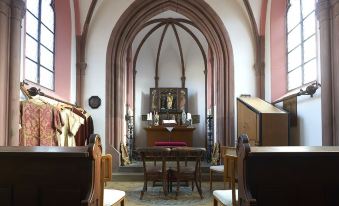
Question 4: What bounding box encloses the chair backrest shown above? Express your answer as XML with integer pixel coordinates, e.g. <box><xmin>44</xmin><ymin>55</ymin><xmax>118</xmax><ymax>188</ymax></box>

<box><xmin>100</xmin><ymin>154</ymin><xmax>112</xmax><ymax>206</ymax></box>
<box><xmin>102</xmin><ymin>154</ymin><xmax>112</xmax><ymax>182</ymax></box>
<box><xmin>220</xmin><ymin>146</ymin><xmax>236</xmax><ymax>164</ymax></box>
<box><xmin>137</xmin><ymin>147</ymin><xmax>171</xmax><ymax>173</ymax></box>
<box><xmin>224</xmin><ymin>154</ymin><xmax>237</xmax><ymax>206</ymax></box>
<box><xmin>172</xmin><ymin>147</ymin><xmax>205</xmax><ymax>173</ymax></box>
<box><xmin>211</xmin><ymin>143</ymin><xmax>220</xmax><ymax>165</ymax></box>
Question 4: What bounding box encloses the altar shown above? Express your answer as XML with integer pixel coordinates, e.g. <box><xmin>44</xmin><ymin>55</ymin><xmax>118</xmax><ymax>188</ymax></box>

<box><xmin>144</xmin><ymin>126</ymin><xmax>195</xmax><ymax>146</ymax></box>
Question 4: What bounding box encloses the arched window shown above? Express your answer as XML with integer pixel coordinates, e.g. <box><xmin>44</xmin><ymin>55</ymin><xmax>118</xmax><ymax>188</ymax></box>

<box><xmin>287</xmin><ymin>0</ymin><xmax>318</xmax><ymax>90</ymax></box>
<box><xmin>24</xmin><ymin>0</ymin><xmax>55</xmax><ymax>90</ymax></box>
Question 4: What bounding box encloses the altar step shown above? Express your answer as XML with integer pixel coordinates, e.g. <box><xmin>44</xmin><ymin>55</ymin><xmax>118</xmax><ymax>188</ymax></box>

<box><xmin>113</xmin><ymin>161</ymin><xmax>223</xmax><ymax>181</ymax></box>
<box><xmin>112</xmin><ymin>172</ymin><xmax>223</xmax><ymax>181</ymax></box>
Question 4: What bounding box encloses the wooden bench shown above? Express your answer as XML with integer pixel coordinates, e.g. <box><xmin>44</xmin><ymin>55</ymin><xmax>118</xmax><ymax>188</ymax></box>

<box><xmin>0</xmin><ymin>134</ymin><xmax>103</xmax><ymax>206</ymax></box>
<box><xmin>237</xmin><ymin>134</ymin><xmax>339</xmax><ymax>206</ymax></box>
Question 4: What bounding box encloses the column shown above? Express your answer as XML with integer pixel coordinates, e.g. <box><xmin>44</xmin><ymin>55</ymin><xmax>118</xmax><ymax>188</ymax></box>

<box><xmin>330</xmin><ymin>0</ymin><xmax>339</xmax><ymax>145</ymax></box>
<box><xmin>0</xmin><ymin>0</ymin><xmax>24</xmax><ymax>146</ymax></box>
<box><xmin>8</xmin><ymin>0</ymin><xmax>25</xmax><ymax>146</ymax></box>
<box><xmin>317</xmin><ymin>0</ymin><xmax>339</xmax><ymax>145</ymax></box>
<box><xmin>0</xmin><ymin>0</ymin><xmax>11</xmax><ymax>146</ymax></box>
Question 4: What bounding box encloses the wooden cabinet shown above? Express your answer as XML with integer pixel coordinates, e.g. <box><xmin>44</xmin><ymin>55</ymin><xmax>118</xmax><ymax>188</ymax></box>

<box><xmin>237</xmin><ymin>97</ymin><xmax>289</xmax><ymax>146</ymax></box>
<box><xmin>144</xmin><ymin>126</ymin><xmax>195</xmax><ymax>146</ymax></box>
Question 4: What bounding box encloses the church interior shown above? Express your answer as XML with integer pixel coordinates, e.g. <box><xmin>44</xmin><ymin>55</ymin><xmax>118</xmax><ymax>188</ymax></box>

<box><xmin>1</xmin><ymin>0</ymin><xmax>339</xmax><ymax>205</ymax></box>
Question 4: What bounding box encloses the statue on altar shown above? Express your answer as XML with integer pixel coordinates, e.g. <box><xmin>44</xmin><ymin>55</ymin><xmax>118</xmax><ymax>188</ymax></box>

<box><xmin>154</xmin><ymin>112</ymin><xmax>160</xmax><ymax>126</ymax></box>
<box><xmin>151</xmin><ymin>90</ymin><xmax>157</xmax><ymax>111</ymax></box>
<box><xmin>179</xmin><ymin>89</ymin><xmax>186</xmax><ymax>111</ymax></box>
<box><xmin>167</xmin><ymin>92</ymin><xmax>173</xmax><ymax>109</ymax></box>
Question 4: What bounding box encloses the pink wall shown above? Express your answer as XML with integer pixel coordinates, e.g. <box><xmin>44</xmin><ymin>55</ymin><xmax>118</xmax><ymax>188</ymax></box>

<box><xmin>54</xmin><ymin>0</ymin><xmax>72</xmax><ymax>101</ymax></box>
<box><xmin>127</xmin><ymin>46</ymin><xmax>133</xmax><ymax>108</ymax></box>
<box><xmin>270</xmin><ymin>0</ymin><xmax>287</xmax><ymax>101</ymax></box>
<box><xmin>25</xmin><ymin>0</ymin><xmax>72</xmax><ymax>101</ymax></box>
<box><xmin>74</xmin><ymin>0</ymin><xmax>81</xmax><ymax>35</ymax></box>
<box><xmin>260</xmin><ymin>0</ymin><xmax>267</xmax><ymax>36</ymax></box>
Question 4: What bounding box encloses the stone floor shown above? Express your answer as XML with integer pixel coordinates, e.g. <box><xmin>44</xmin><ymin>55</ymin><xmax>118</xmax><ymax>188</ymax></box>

<box><xmin>106</xmin><ymin>181</ymin><xmax>227</xmax><ymax>206</ymax></box>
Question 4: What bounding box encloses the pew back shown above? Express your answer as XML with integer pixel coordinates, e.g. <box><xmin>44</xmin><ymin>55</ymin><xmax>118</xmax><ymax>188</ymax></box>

<box><xmin>0</xmin><ymin>135</ymin><xmax>102</xmax><ymax>206</ymax></box>
<box><xmin>237</xmin><ymin>135</ymin><xmax>339</xmax><ymax>206</ymax></box>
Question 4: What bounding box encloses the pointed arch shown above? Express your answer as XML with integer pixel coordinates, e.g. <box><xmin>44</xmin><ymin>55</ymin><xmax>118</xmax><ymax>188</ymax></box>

<box><xmin>106</xmin><ymin>0</ymin><xmax>234</xmax><ymax>163</ymax></box>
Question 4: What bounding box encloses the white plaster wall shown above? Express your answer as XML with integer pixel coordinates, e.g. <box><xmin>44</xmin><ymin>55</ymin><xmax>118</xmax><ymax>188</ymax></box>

<box><xmin>83</xmin><ymin>0</ymin><xmax>256</xmax><ymax>147</ymax></box>
<box><xmin>265</xmin><ymin>1</ymin><xmax>322</xmax><ymax>146</ymax></box>
<box><xmin>133</xmin><ymin>25</ymin><xmax>162</xmax><ymax>148</ymax></box>
<box><xmin>158</xmin><ymin>28</ymin><xmax>182</xmax><ymax>87</ymax></box>
<box><xmin>133</xmin><ymin>12</ymin><xmax>208</xmax><ymax>147</ymax></box>
<box><xmin>133</xmin><ymin>30</ymin><xmax>160</xmax><ymax>148</ymax></box>
<box><xmin>207</xmin><ymin>0</ymin><xmax>256</xmax><ymax>140</ymax></box>
<box><xmin>83</xmin><ymin>0</ymin><xmax>134</xmax><ymax>150</ymax></box>
<box><xmin>248</xmin><ymin>0</ymin><xmax>263</xmax><ymax>31</ymax></box>
<box><xmin>78</xmin><ymin>0</ymin><xmax>91</xmax><ymax>33</ymax></box>
<box><xmin>180</xmin><ymin>26</ymin><xmax>207</xmax><ymax>147</ymax></box>
<box><xmin>297</xmin><ymin>91</ymin><xmax>322</xmax><ymax>146</ymax></box>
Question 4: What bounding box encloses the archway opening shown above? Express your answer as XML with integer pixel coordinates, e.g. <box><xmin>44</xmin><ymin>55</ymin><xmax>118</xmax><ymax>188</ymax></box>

<box><xmin>106</xmin><ymin>0</ymin><xmax>234</xmax><ymax>169</ymax></box>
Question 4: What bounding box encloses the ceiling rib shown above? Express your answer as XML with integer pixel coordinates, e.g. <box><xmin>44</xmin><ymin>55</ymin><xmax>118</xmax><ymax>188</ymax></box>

<box><xmin>133</xmin><ymin>22</ymin><xmax>167</xmax><ymax>75</ymax></box>
<box><xmin>155</xmin><ymin>23</ymin><xmax>170</xmax><ymax>88</ymax></box>
<box><xmin>170</xmin><ymin>23</ymin><xmax>186</xmax><ymax>88</ymax></box>
<box><xmin>171</xmin><ymin>21</ymin><xmax>207</xmax><ymax>70</ymax></box>
<box><xmin>133</xmin><ymin>18</ymin><xmax>208</xmax><ymax>89</ymax></box>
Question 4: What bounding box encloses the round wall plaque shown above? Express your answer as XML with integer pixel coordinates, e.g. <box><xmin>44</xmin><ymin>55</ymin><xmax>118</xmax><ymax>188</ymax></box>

<box><xmin>88</xmin><ymin>96</ymin><xmax>101</xmax><ymax>109</ymax></box>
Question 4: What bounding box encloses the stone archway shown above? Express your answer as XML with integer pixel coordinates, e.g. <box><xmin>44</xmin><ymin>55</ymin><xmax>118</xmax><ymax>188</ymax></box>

<box><xmin>106</xmin><ymin>0</ymin><xmax>234</xmax><ymax>162</ymax></box>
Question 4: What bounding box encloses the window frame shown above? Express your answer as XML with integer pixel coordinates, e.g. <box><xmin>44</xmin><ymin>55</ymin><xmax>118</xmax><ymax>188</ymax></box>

<box><xmin>24</xmin><ymin>0</ymin><xmax>56</xmax><ymax>91</ymax></box>
<box><xmin>286</xmin><ymin>0</ymin><xmax>318</xmax><ymax>91</ymax></box>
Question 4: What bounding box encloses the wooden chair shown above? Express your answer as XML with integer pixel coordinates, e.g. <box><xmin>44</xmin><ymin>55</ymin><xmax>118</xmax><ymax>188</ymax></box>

<box><xmin>213</xmin><ymin>154</ymin><xmax>238</xmax><ymax>206</ymax></box>
<box><xmin>210</xmin><ymin>146</ymin><xmax>237</xmax><ymax>190</ymax></box>
<box><xmin>137</xmin><ymin>147</ymin><xmax>171</xmax><ymax>199</ymax></box>
<box><xmin>170</xmin><ymin>147</ymin><xmax>206</xmax><ymax>199</ymax></box>
<box><xmin>101</xmin><ymin>154</ymin><xmax>126</xmax><ymax>206</ymax></box>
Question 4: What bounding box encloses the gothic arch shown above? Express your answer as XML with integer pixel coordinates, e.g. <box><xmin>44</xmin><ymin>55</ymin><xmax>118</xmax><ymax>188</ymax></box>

<box><xmin>106</xmin><ymin>0</ymin><xmax>234</xmax><ymax>159</ymax></box>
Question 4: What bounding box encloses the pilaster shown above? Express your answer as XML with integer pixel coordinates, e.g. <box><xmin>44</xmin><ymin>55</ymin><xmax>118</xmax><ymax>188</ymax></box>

<box><xmin>317</xmin><ymin>0</ymin><xmax>339</xmax><ymax>145</ymax></box>
<box><xmin>8</xmin><ymin>0</ymin><xmax>25</xmax><ymax>146</ymax></box>
<box><xmin>0</xmin><ymin>0</ymin><xmax>10</xmax><ymax>146</ymax></box>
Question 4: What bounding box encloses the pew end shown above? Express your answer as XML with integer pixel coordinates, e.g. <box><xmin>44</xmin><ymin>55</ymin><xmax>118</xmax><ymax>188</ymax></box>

<box><xmin>237</xmin><ymin>134</ymin><xmax>339</xmax><ymax>206</ymax></box>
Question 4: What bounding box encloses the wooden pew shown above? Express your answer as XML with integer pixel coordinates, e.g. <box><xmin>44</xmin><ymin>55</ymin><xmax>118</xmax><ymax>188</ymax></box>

<box><xmin>237</xmin><ymin>134</ymin><xmax>339</xmax><ymax>206</ymax></box>
<box><xmin>0</xmin><ymin>134</ymin><xmax>103</xmax><ymax>206</ymax></box>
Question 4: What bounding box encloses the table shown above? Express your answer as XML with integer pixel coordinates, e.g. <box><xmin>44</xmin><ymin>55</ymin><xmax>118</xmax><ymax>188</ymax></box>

<box><xmin>144</xmin><ymin>126</ymin><xmax>195</xmax><ymax>146</ymax></box>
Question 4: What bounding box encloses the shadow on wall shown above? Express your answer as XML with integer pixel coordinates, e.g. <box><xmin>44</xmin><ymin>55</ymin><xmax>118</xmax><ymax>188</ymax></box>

<box><xmin>134</xmin><ymin>92</ymin><xmax>150</xmax><ymax>148</ymax></box>
<box><xmin>188</xmin><ymin>92</ymin><xmax>198</xmax><ymax>114</ymax></box>
<box><xmin>188</xmin><ymin>92</ymin><xmax>205</xmax><ymax>147</ymax></box>
<box><xmin>141</xmin><ymin>92</ymin><xmax>149</xmax><ymax>112</ymax></box>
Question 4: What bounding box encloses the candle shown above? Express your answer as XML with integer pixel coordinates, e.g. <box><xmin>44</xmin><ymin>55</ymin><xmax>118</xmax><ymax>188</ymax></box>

<box><xmin>187</xmin><ymin>113</ymin><xmax>192</xmax><ymax>120</ymax></box>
